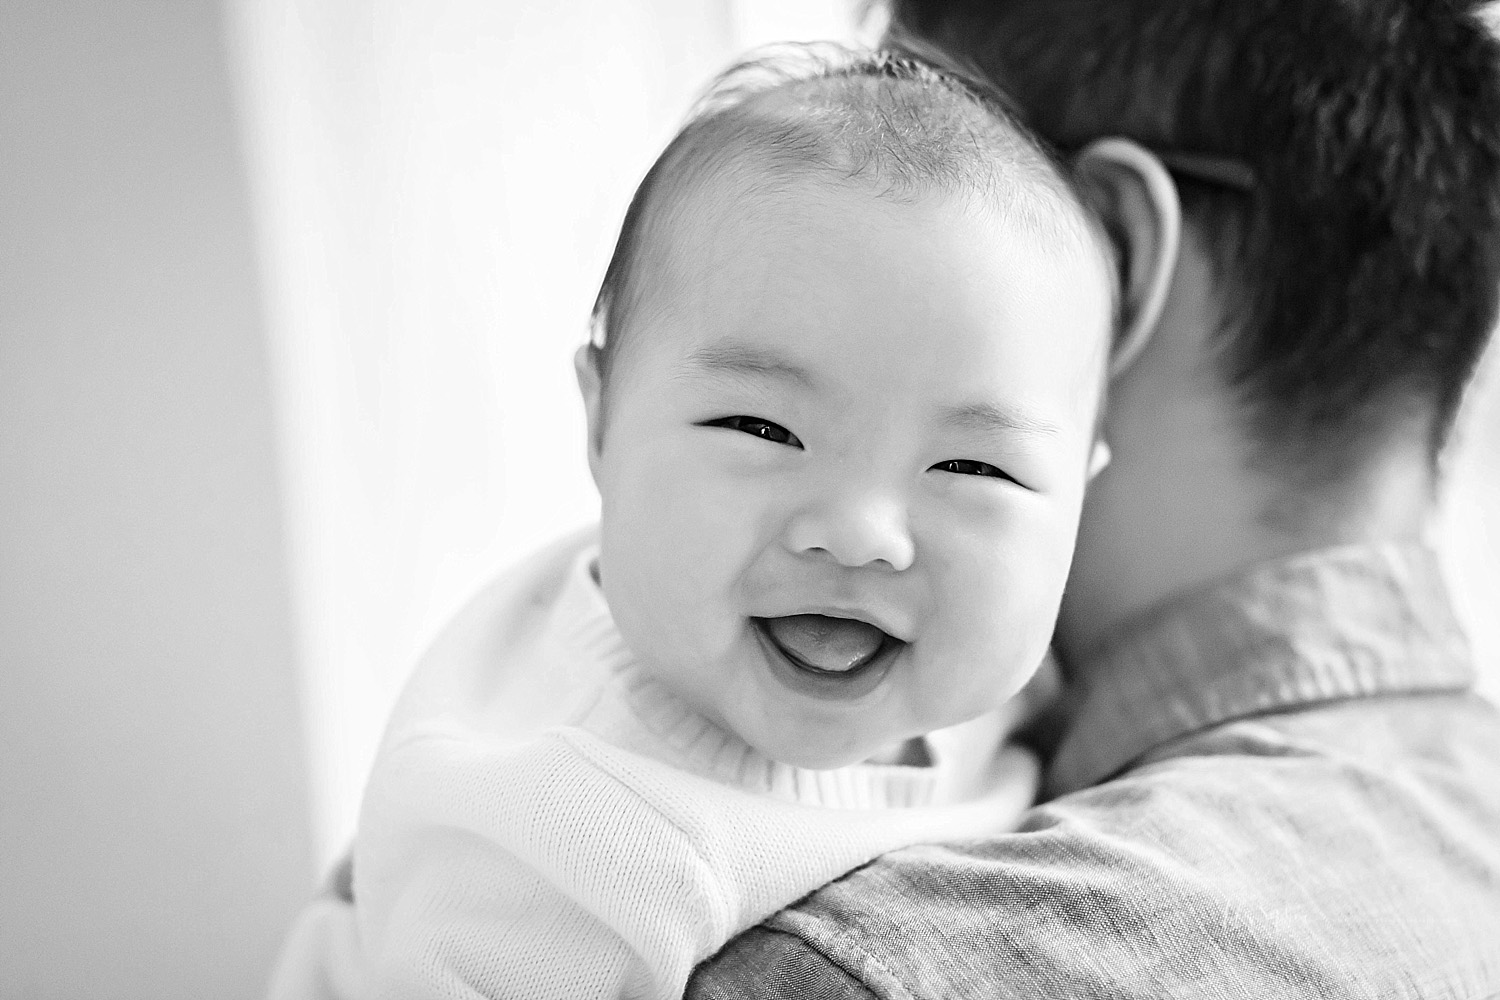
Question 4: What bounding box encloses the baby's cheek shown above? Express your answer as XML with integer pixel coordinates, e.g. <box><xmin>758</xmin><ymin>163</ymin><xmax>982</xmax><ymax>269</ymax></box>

<box><xmin>941</xmin><ymin>552</ymin><xmax>1060</xmax><ymax>666</ymax></box>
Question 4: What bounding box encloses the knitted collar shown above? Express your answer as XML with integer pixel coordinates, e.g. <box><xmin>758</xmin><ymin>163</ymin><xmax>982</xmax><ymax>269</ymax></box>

<box><xmin>557</xmin><ymin>546</ymin><xmax>1005</xmax><ymax>810</ymax></box>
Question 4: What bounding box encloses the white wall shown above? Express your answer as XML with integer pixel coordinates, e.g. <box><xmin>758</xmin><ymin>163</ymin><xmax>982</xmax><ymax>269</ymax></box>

<box><xmin>0</xmin><ymin>1</ymin><xmax>312</xmax><ymax>996</ymax></box>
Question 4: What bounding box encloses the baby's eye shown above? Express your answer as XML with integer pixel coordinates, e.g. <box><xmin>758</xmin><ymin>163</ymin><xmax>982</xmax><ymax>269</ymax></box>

<box><xmin>698</xmin><ymin>415</ymin><xmax>803</xmax><ymax>448</ymax></box>
<box><xmin>931</xmin><ymin>458</ymin><xmax>1015</xmax><ymax>482</ymax></box>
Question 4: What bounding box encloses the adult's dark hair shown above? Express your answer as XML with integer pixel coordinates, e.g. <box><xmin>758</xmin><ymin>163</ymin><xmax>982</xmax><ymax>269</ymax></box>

<box><xmin>887</xmin><ymin>0</ymin><xmax>1500</xmax><ymax>481</ymax></box>
<box><xmin>589</xmin><ymin>43</ymin><xmax>1108</xmax><ymax>390</ymax></box>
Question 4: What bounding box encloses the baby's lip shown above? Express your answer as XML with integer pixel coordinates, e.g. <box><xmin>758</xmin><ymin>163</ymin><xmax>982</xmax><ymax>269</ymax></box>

<box><xmin>760</xmin><ymin>604</ymin><xmax>910</xmax><ymax>645</ymax></box>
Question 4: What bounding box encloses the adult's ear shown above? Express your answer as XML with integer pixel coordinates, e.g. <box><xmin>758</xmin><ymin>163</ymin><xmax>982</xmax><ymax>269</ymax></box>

<box><xmin>573</xmin><ymin>343</ymin><xmax>606</xmax><ymax>485</ymax></box>
<box><xmin>1072</xmin><ymin>138</ymin><xmax>1182</xmax><ymax>379</ymax></box>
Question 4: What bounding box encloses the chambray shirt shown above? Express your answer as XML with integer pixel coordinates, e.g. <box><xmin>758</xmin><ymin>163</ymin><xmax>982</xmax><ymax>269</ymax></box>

<box><xmin>687</xmin><ymin>542</ymin><xmax>1500</xmax><ymax>998</ymax></box>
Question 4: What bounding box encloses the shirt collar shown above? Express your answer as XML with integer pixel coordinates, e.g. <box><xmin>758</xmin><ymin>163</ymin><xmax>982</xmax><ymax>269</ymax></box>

<box><xmin>1049</xmin><ymin>540</ymin><xmax>1475</xmax><ymax>796</ymax></box>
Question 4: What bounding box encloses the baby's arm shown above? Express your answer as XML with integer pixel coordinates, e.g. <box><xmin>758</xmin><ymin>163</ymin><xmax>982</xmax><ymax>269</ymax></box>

<box><xmin>354</xmin><ymin>731</ymin><xmax>727</xmax><ymax>1000</ymax></box>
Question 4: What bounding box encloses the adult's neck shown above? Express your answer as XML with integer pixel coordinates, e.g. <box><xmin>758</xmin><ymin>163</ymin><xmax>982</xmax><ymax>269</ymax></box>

<box><xmin>1054</xmin><ymin>247</ymin><xmax>1437</xmax><ymax>673</ymax></box>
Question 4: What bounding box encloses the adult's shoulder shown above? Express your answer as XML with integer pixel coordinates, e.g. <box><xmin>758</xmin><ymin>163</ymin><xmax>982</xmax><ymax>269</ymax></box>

<box><xmin>688</xmin><ymin>692</ymin><xmax>1500</xmax><ymax>999</ymax></box>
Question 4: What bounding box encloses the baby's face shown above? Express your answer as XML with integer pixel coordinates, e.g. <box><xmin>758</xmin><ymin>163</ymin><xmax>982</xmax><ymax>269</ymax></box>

<box><xmin>586</xmin><ymin>173</ymin><xmax>1112</xmax><ymax>769</ymax></box>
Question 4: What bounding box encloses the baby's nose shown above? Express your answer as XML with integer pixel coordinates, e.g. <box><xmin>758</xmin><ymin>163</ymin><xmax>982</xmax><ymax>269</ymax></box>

<box><xmin>784</xmin><ymin>492</ymin><xmax>915</xmax><ymax>572</ymax></box>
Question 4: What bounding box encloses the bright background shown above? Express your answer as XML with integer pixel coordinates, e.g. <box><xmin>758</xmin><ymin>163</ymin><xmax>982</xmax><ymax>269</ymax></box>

<box><xmin>1</xmin><ymin>1</ymin><xmax>1496</xmax><ymax>996</ymax></box>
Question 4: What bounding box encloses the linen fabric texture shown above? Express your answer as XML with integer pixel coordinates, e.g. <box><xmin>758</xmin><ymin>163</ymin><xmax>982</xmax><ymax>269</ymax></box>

<box><xmin>687</xmin><ymin>541</ymin><xmax>1500</xmax><ymax>998</ymax></box>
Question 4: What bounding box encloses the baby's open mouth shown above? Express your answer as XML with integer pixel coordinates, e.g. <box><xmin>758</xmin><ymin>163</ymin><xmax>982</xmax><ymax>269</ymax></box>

<box><xmin>754</xmin><ymin>614</ymin><xmax>898</xmax><ymax>676</ymax></box>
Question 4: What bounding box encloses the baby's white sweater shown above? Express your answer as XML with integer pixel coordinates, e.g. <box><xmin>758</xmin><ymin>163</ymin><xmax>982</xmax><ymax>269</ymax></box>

<box><xmin>268</xmin><ymin>529</ymin><xmax>1038</xmax><ymax>1000</ymax></box>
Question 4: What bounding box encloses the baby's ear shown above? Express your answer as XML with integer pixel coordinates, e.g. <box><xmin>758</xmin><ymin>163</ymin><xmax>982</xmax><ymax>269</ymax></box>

<box><xmin>1072</xmin><ymin>139</ymin><xmax>1182</xmax><ymax>380</ymax></box>
<box><xmin>1087</xmin><ymin>437</ymin><xmax>1112</xmax><ymax>480</ymax></box>
<box><xmin>573</xmin><ymin>343</ymin><xmax>606</xmax><ymax>484</ymax></box>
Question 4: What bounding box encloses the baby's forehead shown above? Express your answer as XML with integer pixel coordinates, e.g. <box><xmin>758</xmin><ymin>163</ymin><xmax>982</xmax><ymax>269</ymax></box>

<box><xmin>634</xmin><ymin>148</ymin><xmax>1110</xmax><ymax>318</ymax></box>
<box><xmin>645</xmin><ymin>169</ymin><xmax>1115</xmax><ymax>374</ymax></box>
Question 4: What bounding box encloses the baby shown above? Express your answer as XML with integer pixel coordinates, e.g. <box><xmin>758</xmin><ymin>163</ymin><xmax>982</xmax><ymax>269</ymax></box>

<box><xmin>270</xmin><ymin>44</ymin><xmax>1116</xmax><ymax>1000</ymax></box>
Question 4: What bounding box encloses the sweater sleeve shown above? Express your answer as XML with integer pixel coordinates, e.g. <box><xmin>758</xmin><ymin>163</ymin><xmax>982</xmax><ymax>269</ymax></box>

<box><xmin>354</xmin><ymin>731</ymin><xmax>731</xmax><ymax>1000</ymax></box>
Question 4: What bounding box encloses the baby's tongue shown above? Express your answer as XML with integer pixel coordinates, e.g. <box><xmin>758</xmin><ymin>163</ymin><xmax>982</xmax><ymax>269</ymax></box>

<box><xmin>764</xmin><ymin>614</ymin><xmax>887</xmax><ymax>672</ymax></box>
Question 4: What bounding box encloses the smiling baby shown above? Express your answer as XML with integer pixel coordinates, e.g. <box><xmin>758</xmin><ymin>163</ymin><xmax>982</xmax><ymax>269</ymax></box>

<box><xmin>279</xmin><ymin>44</ymin><xmax>1118</xmax><ymax>1000</ymax></box>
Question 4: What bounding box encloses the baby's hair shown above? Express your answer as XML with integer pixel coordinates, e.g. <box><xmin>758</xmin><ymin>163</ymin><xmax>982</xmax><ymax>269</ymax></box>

<box><xmin>588</xmin><ymin>43</ymin><xmax>1115</xmax><ymax>389</ymax></box>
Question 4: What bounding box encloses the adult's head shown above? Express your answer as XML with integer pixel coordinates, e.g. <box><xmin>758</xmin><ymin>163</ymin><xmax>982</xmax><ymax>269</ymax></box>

<box><xmin>576</xmin><ymin>46</ymin><xmax>1117</xmax><ymax>767</ymax></box>
<box><xmin>886</xmin><ymin>0</ymin><xmax>1500</xmax><ymax>660</ymax></box>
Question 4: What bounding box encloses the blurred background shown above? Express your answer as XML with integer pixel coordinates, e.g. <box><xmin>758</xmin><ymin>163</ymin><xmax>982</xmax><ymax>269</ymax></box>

<box><xmin>1</xmin><ymin>1</ymin><xmax>1496</xmax><ymax>996</ymax></box>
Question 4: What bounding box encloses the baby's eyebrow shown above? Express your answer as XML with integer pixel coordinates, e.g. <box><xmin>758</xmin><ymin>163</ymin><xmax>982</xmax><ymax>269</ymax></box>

<box><xmin>939</xmin><ymin>401</ymin><xmax>1063</xmax><ymax>440</ymax></box>
<box><xmin>676</xmin><ymin>343</ymin><xmax>819</xmax><ymax>390</ymax></box>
